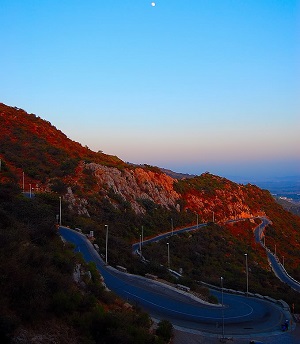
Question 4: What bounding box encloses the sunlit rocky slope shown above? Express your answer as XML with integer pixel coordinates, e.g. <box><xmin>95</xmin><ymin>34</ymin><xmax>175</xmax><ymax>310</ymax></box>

<box><xmin>0</xmin><ymin>102</ymin><xmax>273</xmax><ymax>222</ymax></box>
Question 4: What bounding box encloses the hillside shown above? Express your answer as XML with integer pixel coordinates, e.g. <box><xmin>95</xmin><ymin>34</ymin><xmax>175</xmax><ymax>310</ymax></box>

<box><xmin>1</xmin><ymin>102</ymin><xmax>300</xmax><ymax>339</ymax></box>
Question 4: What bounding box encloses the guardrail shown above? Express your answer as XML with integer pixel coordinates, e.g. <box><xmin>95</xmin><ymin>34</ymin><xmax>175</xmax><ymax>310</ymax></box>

<box><xmin>199</xmin><ymin>280</ymin><xmax>289</xmax><ymax>310</ymax></box>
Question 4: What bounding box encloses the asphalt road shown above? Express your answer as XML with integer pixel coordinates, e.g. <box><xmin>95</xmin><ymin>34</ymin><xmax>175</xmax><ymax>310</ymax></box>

<box><xmin>132</xmin><ymin>223</ymin><xmax>207</xmax><ymax>254</ymax></box>
<box><xmin>254</xmin><ymin>217</ymin><xmax>300</xmax><ymax>293</ymax></box>
<box><xmin>59</xmin><ymin>226</ymin><xmax>292</xmax><ymax>337</ymax></box>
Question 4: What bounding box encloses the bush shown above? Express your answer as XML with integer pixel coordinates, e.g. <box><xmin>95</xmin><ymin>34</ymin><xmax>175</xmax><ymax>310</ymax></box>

<box><xmin>156</xmin><ymin>320</ymin><xmax>173</xmax><ymax>342</ymax></box>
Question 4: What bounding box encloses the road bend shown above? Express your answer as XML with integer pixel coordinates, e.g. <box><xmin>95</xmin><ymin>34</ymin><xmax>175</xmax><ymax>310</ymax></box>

<box><xmin>59</xmin><ymin>226</ymin><xmax>290</xmax><ymax>336</ymax></box>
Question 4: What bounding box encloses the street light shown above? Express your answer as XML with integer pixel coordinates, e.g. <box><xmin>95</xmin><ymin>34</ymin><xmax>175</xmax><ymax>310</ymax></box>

<box><xmin>220</xmin><ymin>276</ymin><xmax>225</xmax><ymax>342</ymax></box>
<box><xmin>139</xmin><ymin>234</ymin><xmax>142</xmax><ymax>254</ymax></box>
<box><xmin>212</xmin><ymin>211</ymin><xmax>215</xmax><ymax>223</ymax></box>
<box><xmin>29</xmin><ymin>183</ymin><xmax>32</xmax><ymax>198</ymax></box>
<box><xmin>244</xmin><ymin>253</ymin><xmax>249</xmax><ymax>296</ymax></box>
<box><xmin>167</xmin><ymin>242</ymin><xmax>170</xmax><ymax>269</ymax></box>
<box><xmin>105</xmin><ymin>225</ymin><xmax>108</xmax><ymax>265</ymax></box>
<box><xmin>59</xmin><ymin>196</ymin><xmax>62</xmax><ymax>226</ymax></box>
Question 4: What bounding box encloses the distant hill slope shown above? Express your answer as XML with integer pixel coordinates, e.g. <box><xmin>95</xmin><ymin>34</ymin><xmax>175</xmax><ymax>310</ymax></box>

<box><xmin>275</xmin><ymin>197</ymin><xmax>300</xmax><ymax>216</ymax></box>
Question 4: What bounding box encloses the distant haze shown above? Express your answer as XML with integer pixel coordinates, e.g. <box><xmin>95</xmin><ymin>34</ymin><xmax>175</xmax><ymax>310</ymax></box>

<box><xmin>1</xmin><ymin>1</ymin><xmax>299</xmax><ymax>180</ymax></box>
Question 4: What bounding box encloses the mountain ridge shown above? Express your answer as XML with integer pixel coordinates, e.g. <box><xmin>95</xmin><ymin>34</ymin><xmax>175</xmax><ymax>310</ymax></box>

<box><xmin>0</xmin><ymin>102</ymin><xmax>268</xmax><ymax>222</ymax></box>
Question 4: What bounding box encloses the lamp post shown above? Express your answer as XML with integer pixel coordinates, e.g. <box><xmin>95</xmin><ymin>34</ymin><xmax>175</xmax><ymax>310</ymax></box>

<box><xmin>59</xmin><ymin>196</ymin><xmax>62</xmax><ymax>226</ymax></box>
<box><xmin>29</xmin><ymin>184</ymin><xmax>32</xmax><ymax>198</ymax></box>
<box><xmin>220</xmin><ymin>276</ymin><xmax>225</xmax><ymax>342</ymax></box>
<box><xmin>139</xmin><ymin>234</ymin><xmax>142</xmax><ymax>254</ymax></box>
<box><xmin>212</xmin><ymin>211</ymin><xmax>215</xmax><ymax>223</ymax></box>
<box><xmin>196</xmin><ymin>214</ymin><xmax>199</xmax><ymax>229</ymax></box>
<box><xmin>245</xmin><ymin>253</ymin><xmax>249</xmax><ymax>296</ymax></box>
<box><xmin>105</xmin><ymin>225</ymin><xmax>108</xmax><ymax>265</ymax></box>
<box><xmin>167</xmin><ymin>242</ymin><xmax>170</xmax><ymax>269</ymax></box>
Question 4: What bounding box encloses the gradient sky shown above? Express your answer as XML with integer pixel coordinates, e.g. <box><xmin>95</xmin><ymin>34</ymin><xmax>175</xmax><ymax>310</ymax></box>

<box><xmin>1</xmin><ymin>0</ymin><xmax>299</xmax><ymax>180</ymax></box>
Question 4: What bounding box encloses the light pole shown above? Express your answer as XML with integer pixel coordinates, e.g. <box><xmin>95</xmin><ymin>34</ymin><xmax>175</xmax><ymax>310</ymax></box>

<box><xmin>139</xmin><ymin>234</ymin><xmax>142</xmax><ymax>254</ymax></box>
<box><xmin>59</xmin><ymin>196</ymin><xmax>62</xmax><ymax>226</ymax></box>
<box><xmin>212</xmin><ymin>211</ymin><xmax>215</xmax><ymax>223</ymax></box>
<box><xmin>29</xmin><ymin>183</ymin><xmax>32</xmax><ymax>198</ymax></box>
<box><xmin>167</xmin><ymin>242</ymin><xmax>170</xmax><ymax>269</ymax></box>
<box><xmin>244</xmin><ymin>253</ymin><xmax>249</xmax><ymax>296</ymax></box>
<box><xmin>220</xmin><ymin>276</ymin><xmax>225</xmax><ymax>342</ymax></box>
<box><xmin>196</xmin><ymin>214</ymin><xmax>199</xmax><ymax>229</ymax></box>
<box><xmin>105</xmin><ymin>225</ymin><xmax>108</xmax><ymax>265</ymax></box>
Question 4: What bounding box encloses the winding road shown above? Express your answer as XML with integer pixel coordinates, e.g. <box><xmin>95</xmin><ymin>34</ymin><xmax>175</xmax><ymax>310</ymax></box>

<box><xmin>59</xmin><ymin>222</ymin><xmax>292</xmax><ymax>337</ymax></box>
<box><xmin>254</xmin><ymin>217</ymin><xmax>300</xmax><ymax>293</ymax></box>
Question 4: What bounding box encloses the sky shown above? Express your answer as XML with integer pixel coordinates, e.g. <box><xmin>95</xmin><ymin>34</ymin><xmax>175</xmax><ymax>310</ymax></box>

<box><xmin>1</xmin><ymin>0</ymin><xmax>299</xmax><ymax>181</ymax></box>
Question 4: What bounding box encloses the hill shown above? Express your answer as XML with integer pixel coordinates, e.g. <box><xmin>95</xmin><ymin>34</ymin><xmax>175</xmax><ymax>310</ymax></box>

<box><xmin>1</xmin><ymin>102</ymin><xmax>300</xmax><ymax>339</ymax></box>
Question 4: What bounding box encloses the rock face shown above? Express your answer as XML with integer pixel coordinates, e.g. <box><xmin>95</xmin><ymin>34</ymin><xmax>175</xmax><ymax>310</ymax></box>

<box><xmin>71</xmin><ymin>162</ymin><xmax>180</xmax><ymax>214</ymax></box>
<box><xmin>65</xmin><ymin>162</ymin><xmax>267</xmax><ymax>223</ymax></box>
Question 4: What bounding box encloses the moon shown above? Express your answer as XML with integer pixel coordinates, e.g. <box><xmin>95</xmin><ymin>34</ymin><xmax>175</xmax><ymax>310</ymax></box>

<box><xmin>151</xmin><ymin>2</ymin><xmax>156</xmax><ymax>6</ymax></box>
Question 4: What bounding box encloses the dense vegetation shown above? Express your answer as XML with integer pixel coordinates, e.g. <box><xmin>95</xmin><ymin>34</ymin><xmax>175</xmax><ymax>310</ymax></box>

<box><xmin>0</xmin><ymin>181</ymin><xmax>172</xmax><ymax>343</ymax></box>
<box><xmin>0</xmin><ymin>103</ymin><xmax>127</xmax><ymax>184</ymax></box>
<box><xmin>140</xmin><ymin>220</ymin><xmax>300</xmax><ymax>312</ymax></box>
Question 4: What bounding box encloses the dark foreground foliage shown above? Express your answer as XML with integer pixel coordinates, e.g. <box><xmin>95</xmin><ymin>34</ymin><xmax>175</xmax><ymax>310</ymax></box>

<box><xmin>0</xmin><ymin>181</ymin><xmax>170</xmax><ymax>343</ymax></box>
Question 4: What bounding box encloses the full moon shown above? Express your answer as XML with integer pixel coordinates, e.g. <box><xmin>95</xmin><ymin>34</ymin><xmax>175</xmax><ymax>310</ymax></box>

<box><xmin>151</xmin><ymin>2</ymin><xmax>156</xmax><ymax>6</ymax></box>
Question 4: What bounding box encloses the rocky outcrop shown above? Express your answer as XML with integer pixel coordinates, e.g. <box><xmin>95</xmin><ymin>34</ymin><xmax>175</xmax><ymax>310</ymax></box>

<box><xmin>68</xmin><ymin>162</ymin><xmax>180</xmax><ymax>214</ymax></box>
<box><xmin>64</xmin><ymin>162</ymin><xmax>267</xmax><ymax>222</ymax></box>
